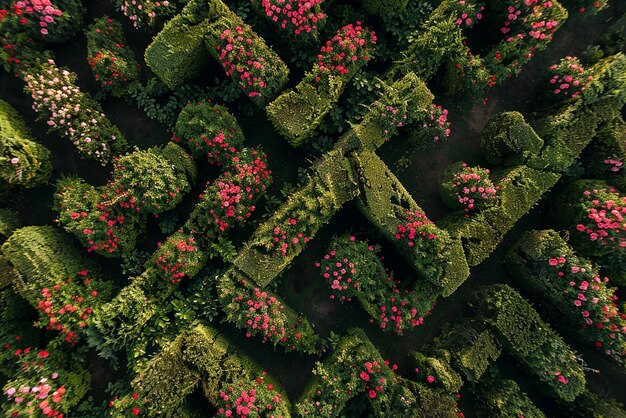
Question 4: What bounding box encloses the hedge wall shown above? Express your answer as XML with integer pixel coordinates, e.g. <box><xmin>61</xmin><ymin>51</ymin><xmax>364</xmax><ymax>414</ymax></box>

<box><xmin>125</xmin><ymin>323</ymin><xmax>292</xmax><ymax>417</ymax></box>
<box><xmin>582</xmin><ymin>117</ymin><xmax>626</xmax><ymax>192</ymax></box>
<box><xmin>351</xmin><ymin>148</ymin><xmax>469</xmax><ymax>296</ymax></box>
<box><xmin>475</xmin><ymin>376</ymin><xmax>546</xmax><ymax>418</ymax></box>
<box><xmin>266</xmin><ymin>23</ymin><xmax>377</xmax><ymax>146</ymax></box>
<box><xmin>506</xmin><ymin>229</ymin><xmax>626</xmax><ymax>365</ymax></box>
<box><xmin>1</xmin><ymin>225</ymin><xmax>100</xmax><ymax>305</ymax></box>
<box><xmin>146</xmin><ymin>0</ymin><xmax>289</xmax><ymax>104</ymax></box>
<box><xmin>0</xmin><ymin>99</ymin><xmax>52</xmax><ymax>195</ymax></box>
<box><xmin>473</xmin><ymin>284</ymin><xmax>586</xmax><ymax>402</ymax></box>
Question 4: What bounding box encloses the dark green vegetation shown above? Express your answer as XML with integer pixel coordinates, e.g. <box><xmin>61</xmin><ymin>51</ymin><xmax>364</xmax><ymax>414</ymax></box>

<box><xmin>0</xmin><ymin>0</ymin><xmax>625</xmax><ymax>417</ymax></box>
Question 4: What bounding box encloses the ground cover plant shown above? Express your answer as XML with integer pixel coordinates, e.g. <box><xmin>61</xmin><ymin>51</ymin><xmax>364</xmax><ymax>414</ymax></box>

<box><xmin>0</xmin><ymin>0</ymin><xmax>626</xmax><ymax>416</ymax></box>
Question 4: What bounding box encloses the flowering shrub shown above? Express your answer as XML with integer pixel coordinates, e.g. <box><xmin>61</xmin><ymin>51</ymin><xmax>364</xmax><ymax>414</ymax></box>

<box><xmin>451</xmin><ymin>0</ymin><xmax>484</xmax><ymax>29</ymax></box>
<box><xmin>568</xmin><ymin>0</ymin><xmax>607</xmax><ymax>13</ymax></box>
<box><xmin>439</xmin><ymin>162</ymin><xmax>499</xmax><ymax>215</ymax></box>
<box><xmin>507</xmin><ymin>230</ymin><xmax>626</xmax><ymax>365</ymax></box>
<box><xmin>217</xmin><ymin>269</ymin><xmax>319</xmax><ymax>353</ymax></box>
<box><xmin>420</xmin><ymin>103</ymin><xmax>451</xmax><ymax>143</ymax></box>
<box><xmin>23</xmin><ymin>60</ymin><xmax>127</xmax><ymax>165</ymax></box>
<box><xmin>2</xmin><ymin>347</ymin><xmax>89</xmax><ymax>417</ymax></box>
<box><xmin>86</xmin><ymin>17</ymin><xmax>140</xmax><ymax>97</ymax></box>
<box><xmin>54</xmin><ymin>145</ymin><xmax>193</xmax><ymax>256</ymax></box>
<box><xmin>215</xmin><ymin>373</ymin><xmax>288</xmax><ymax>417</ymax></box>
<box><xmin>318</xmin><ymin>236</ymin><xmax>434</xmax><ymax>335</ymax></box>
<box><xmin>187</xmin><ymin>148</ymin><xmax>272</xmax><ymax>235</ymax></box>
<box><xmin>486</xmin><ymin>0</ymin><xmax>567</xmax><ymax>80</ymax></box>
<box><xmin>569</xmin><ymin>187</ymin><xmax>626</xmax><ymax>263</ymax></box>
<box><xmin>268</xmin><ymin>216</ymin><xmax>311</xmax><ymax>257</ymax></box>
<box><xmin>114</xmin><ymin>0</ymin><xmax>179</xmax><ymax>29</ymax></box>
<box><xmin>250</xmin><ymin>0</ymin><xmax>326</xmax><ymax>38</ymax></box>
<box><xmin>35</xmin><ymin>270</ymin><xmax>101</xmax><ymax>346</ymax></box>
<box><xmin>151</xmin><ymin>232</ymin><xmax>206</xmax><ymax>284</ymax></box>
<box><xmin>548</xmin><ymin>56</ymin><xmax>590</xmax><ymax>99</ymax></box>
<box><xmin>309</xmin><ymin>22</ymin><xmax>376</xmax><ymax>82</ymax></box>
<box><xmin>173</xmin><ymin>102</ymin><xmax>245</xmax><ymax>165</ymax></box>
<box><xmin>213</xmin><ymin>23</ymin><xmax>289</xmax><ymax>105</ymax></box>
<box><xmin>107</xmin><ymin>391</ymin><xmax>148</xmax><ymax>416</ymax></box>
<box><xmin>0</xmin><ymin>0</ymin><xmax>83</xmax><ymax>43</ymax></box>
<box><xmin>368</xmin><ymin>100</ymin><xmax>409</xmax><ymax>138</ymax></box>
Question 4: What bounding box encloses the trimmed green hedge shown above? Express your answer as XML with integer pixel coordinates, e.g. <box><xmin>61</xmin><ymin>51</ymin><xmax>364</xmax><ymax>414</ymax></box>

<box><xmin>1</xmin><ymin>226</ymin><xmax>100</xmax><ymax>304</ymax></box>
<box><xmin>582</xmin><ymin>117</ymin><xmax>626</xmax><ymax>192</ymax></box>
<box><xmin>480</xmin><ymin>111</ymin><xmax>544</xmax><ymax>167</ymax></box>
<box><xmin>216</xmin><ymin>267</ymin><xmax>321</xmax><ymax>353</ymax></box>
<box><xmin>0</xmin><ymin>208</ymin><xmax>19</xmax><ymax>240</ymax></box>
<box><xmin>506</xmin><ymin>229</ymin><xmax>626</xmax><ymax>363</ymax></box>
<box><xmin>473</xmin><ymin>284</ymin><xmax>586</xmax><ymax>402</ymax></box>
<box><xmin>0</xmin><ymin>99</ymin><xmax>51</xmax><ymax>195</ymax></box>
<box><xmin>146</xmin><ymin>0</ymin><xmax>289</xmax><ymax>102</ymax></box>
<box><xmin>266</xmin><ymin>23</ymin><xmax>376</xmax><ymax>146</ymax></box>
<box><xmin>352</xmin><ymin>149</ymin><xmax>469</xmax><ymax>295</ymax></box>
<box><xmin>475</xmin><ymin>376</ymin><xmax>546</xmax><ymax>418</ymax></box>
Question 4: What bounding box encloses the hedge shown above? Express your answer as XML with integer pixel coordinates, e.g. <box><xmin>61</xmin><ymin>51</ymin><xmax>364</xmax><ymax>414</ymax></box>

<box><xmin>146</xmin><ymin>0</ymin><xmax>289</xmax><ymax>103</ymax></box>
<box><xmin>266</xmin><ymin>22</ymin><xmax>377</xmax><ymax>146</ymax></box>
<box><xmin>0</xmin><ymin>208</ymin><xmax>20</xmax><ymax>240</ymax></box>
<box><xmin>124</xmin><ymin>323</ymin><xmax>292</xmax><ymax>417</ymax></box>
<box><xmin>480</xmin><ymin>111</ymin><xmax>544</xmax><ymax>167</ymax></box>
<box><xmin>507</xmin><ymin>229</ymin><xmax>626</xmax><ymax>364</ymax></box>
<box><xmin>558</xmin><ymin>389</ymin><xmax>626</xmax><ymax>418</ymax></box>
<box><xmin>1</xmin><ymin>225</ymin><xmax>100</xmax><ymax>305</ymax></box>
<box><xmin>54</xmin><ymin>143</ymin><xmax>195</xmax><ymax>257</ymax></box>
<box><xmin>0</xmin><ymin>99</ymin><xmax>51</xmax><ymax>195</ymax></box>
<box><xmin>431</xmin><ymin>322</ymin><xmax>501</xmax><ymax>383</ymax></box>
<box><xmin>352</xmin><ymin>148</ymin><xmax>469</xmax><ymax>295</ymax></box>
<box><xmin>173</xmin><ymin>101</ymin><xmax>245</xmax><ymax>165</ymax></box>
<box><xmin>582</xmin><ymin>117</ymin><xmax>626</xmax><ymax>192</ymax></box>
<box><xmin>216</xmin><ymin>267</ymin><xmax>321</xmax><ymax>353</ymax></box>
<box><xmin>473</xmin><ymin>284</ymin><xmax>586</xmax><ymax>402</ymax></box>
<box><xmin>319</xmin><ymin>235</ymin><xmax>438</xmax><ymax>335</ymax></box>
<box><xmin>408</xmin><ymin>351</ymin><xmax>463</xmax><ymax>394</ymax></box>
<box><xmin>475</xmin><ymin>376</ymin><xmax>546</xmax><ymax>418</ymax></box>
<box><xmin>295</xmin><ymin>328</ymin><xmax>422</xmax><ymax>417</ymax></box>
<box><xmin>86</xmin><ymin>17</ymin><xmax>140</xmax><ymax>97</ymax></box>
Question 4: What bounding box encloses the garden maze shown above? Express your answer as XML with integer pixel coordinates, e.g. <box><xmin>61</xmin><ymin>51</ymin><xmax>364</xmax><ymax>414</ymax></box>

<box><xmin>0</xmin><ymin>0</ymin><xmax>626</xmax><ymax>416</ymax></box>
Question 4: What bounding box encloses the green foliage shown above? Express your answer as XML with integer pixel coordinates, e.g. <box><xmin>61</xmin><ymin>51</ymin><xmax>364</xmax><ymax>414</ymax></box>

<box><xmin>0</xmin><ymin>99</ymin><xmax>51</xmax><ymax>195</ymax></box>
<box><xmin>217</xmin><ymin>267</ymin><xmax>321</xmax><ymax>353</ymax></box>
<box><xmin>174</xmin><ymin>101</ymin><xmax>245</xmax><ymax>164</ymax></box>
<box><xmin>86</xmin><ymin>17</ymin><xmax>140</xmax><ymax>97</ymax></box>
<box><xmin>474</xmin><ymin>284</ymin><xmax>586</xmax><ymax>402</ymax></box>
<box><xmin>0</xmin><ymin>207</ymin><xmax>20</xmax><ymax>239</ymax></box>
<box><xmin>481</xmin><ymin>111</ymin><xmax>544</xmax><ymax>167</ymax></box>
<box><xmin>1</xmin><ymin>225</ymin><xmax>100</xmax><ymax>304</ymax></box>
<box><xmin>121</xmin><ymin>249</ymin><xmax>150</xmax><ymax>276</ymax></box>
<box><xmin>558</xmin><ymin>389</ymin><xmax>626</xmax><ymax>418</ymax></box>
<box><xmin>507</xmin><ymin>229</ymin><xmax>626</xmax><ymax>363</ymax></box>
<box><xmin>475</xmin><ymin>372</ymin><xmax>546</xmax><ymax>418</ymax></box>
<box><xmin>409</xmin><ymin>351</ymin><xmax>463</xmax><ymax>394</ymax></box>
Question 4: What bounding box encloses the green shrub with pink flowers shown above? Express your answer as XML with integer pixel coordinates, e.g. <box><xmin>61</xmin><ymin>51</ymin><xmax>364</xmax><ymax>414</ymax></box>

<box><xmin>507</xmin><ymin>230</ymin><xmax>626</xmax><ymax>366</ymax></box>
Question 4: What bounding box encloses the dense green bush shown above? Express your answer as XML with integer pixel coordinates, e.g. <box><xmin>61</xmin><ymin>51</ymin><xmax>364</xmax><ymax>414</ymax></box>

<box><xmin>480</xmin><ymin>111</ymin><xmax>544</xmax><ymax>167</ymax></box>
<box><xmin>54</xmin><ymin>144</ymin><xmax>195</xmax><ymax>257</ymax></box>
<box><xmin>549</xmin><ymin>180</ymin><xmax>625</xmax><ymax>273</ymax></box>
<box><xmin>507</xmin><ymin>229</ymin><xmax>626</xmax><ymax>363</ymax></box>
<box><xmin>0</xmin><ymin>99</ymin><xmax>51</xmax><ymax>195</ymax></box>
<box><xmin>86</xmin><ymin>17</ymin><xmax>140</xmax><ymax>97</ymax></box>
<box><xmin>173</xmin><ymin>101</ymin><xmax>245</xmax><ymax>165</ymax></box>
<box><xmin>582</xmin><ymin>118</ymin><xmax>626</xmax><ymax>191</ymax></box>
<box><xmin>353</xmin><ymin>149</ymin><xmax>469</xmax><ymax>295</ymax></box>
<box><xmin>266</xmin><ymin>22</ymin><xmax>377</xmax><ymax>146</ymax></box>
<box><xmin>558</xmin><ymin>389</ymin><xmax>626</xmax><ymax>418</ymax></box>
<box><xmin>438</xmin><ymin>162</ymin><xmax>499</xmax><ymax>214</ymax></box>
<box><xmin>1</xmin><ymin>225</ymin><xmax>100</xmax><ymax>304</ymax></box>
<box><xmin>473</xmin><ymin>284</ymin><xmax>586</xmax><ymax>402</ymax></box>
<box><xmin>0</xmin><ymin>208</ymin><xmax>19</xmax><ymax>240</ymax></box>
<box><xmin>409</xmin><ymin>351</ymin><xmax>463</xmax><ymax>394</ymax></box>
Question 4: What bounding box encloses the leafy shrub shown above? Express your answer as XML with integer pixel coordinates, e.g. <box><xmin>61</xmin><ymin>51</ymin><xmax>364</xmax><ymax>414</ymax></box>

<box><xmin>0</xmin><ymin>99</ymin><xmax>51</xmax><ymax>195</ymax></box>
<box><xmin>547</xmin><ymin>56</ymin><xmax>590</xmax><ymax>100</ymax></box>
<box><xmin>507</xmin><ymin>230</ymin><xmax>626</xmax><ymax>365</ymax></box>
<box><xmin>480</xmin><ymin>111</ymin><xmax>543</xmax><ymax>167</ymax></box>
<box><xmin>217</xmin><ymin>268</ymin><xmax>320</xmax><ymax>353</ymax></box>
<box><xmin>114</xmin><ymin>0</ymin><xmax>182</xmax><ymax>30</ymax></box>
<box><xmin>475</xmin><ymin>374</ymin><xmax>546</xmax><ymax>418</ymax></box>
<box><xmin>86</xmin><ymin>17</ymin><xmax>140</xmax><ymax>97</ymax></box>
<box><xmin>150</xmin><ymin>232</ymin><xmax>207</xmax><ymax>285</ymax></box>
<box><xmin>474</xmin><ymin>284</ymin><xmax>586</xmax><ymax>402</ymax></box>
<box><xmin>173</xmin><ymin>101</ymin><xmax>244</xmax><ymax>165</ymax></box>
<box><xmin>438</xmin><ymin>162</ymin><xmax>499</xmax><ymax>214</ymax></box>
<box><xmin>249</xmin><ymin>0</ymin><xmax>326</xmax><ymax>39</ymax></box>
